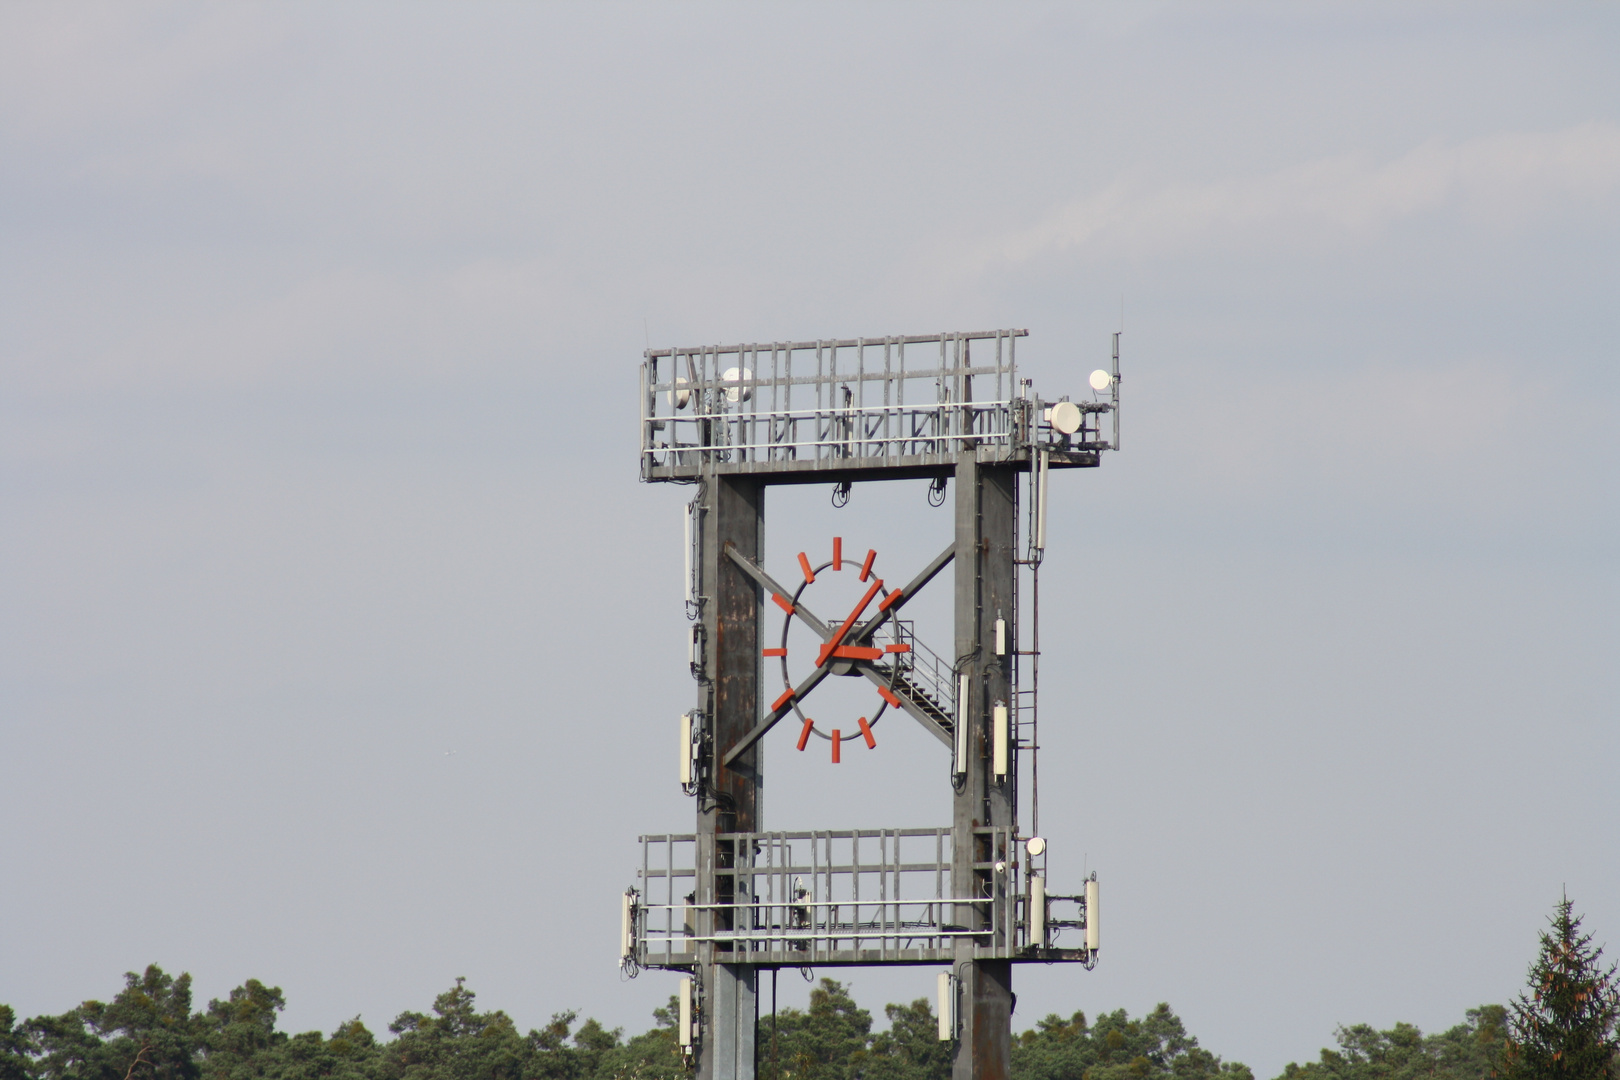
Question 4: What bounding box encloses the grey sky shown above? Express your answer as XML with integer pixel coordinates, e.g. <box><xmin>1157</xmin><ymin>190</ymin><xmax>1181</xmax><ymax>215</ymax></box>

<box><xmin>1</xmin><ymin>4</ymin><xmax>1616</xmax><ymax>1077</ymax></box>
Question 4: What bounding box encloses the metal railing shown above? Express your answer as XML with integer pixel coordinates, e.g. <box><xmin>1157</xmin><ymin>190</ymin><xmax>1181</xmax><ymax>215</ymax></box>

<box><xmin>631</xmin><ymin>827</ymin><xmax>1028</xmax><ymax>967</ymax></box>
<box><xmin>639</xmin><ymin>331</ymin><xmax>1113</xmax><ymax>479</ymax></box>
<box><xmin>888</xmin><ymin>620</ymin><xmax>955</xmax><ymax>727</ymax></box>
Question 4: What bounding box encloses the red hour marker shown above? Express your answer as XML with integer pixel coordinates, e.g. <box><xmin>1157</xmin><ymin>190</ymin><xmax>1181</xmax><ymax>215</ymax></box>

<box><xmin>831</xmin><ymin>730</ymin><xmax>842</xmax><ymax>763</ymax></box>
<box><xmin>857</xmin><ymin>716</ymin><xmax>876</xmax><ymax>749</ymax></box>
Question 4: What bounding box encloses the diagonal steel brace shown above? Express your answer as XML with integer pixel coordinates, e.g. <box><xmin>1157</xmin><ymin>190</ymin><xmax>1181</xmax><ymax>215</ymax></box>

<box><xmin>723</xmin><ymin>543</ymin><xmax>832</xmax><ymax>638</ymax></box>
<box><xmin>846</xmin><ymin>540</ymin><xmax>956</xmax><ymax>644</ymax></box>
<box><xmin>720</xmin><ymin>663</ymin><xmax>833</xmax><ymax>768</ymax></box>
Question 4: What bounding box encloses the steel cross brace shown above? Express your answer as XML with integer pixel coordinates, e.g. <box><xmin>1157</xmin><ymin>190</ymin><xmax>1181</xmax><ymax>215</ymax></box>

<box><xmin>720</xmin><ymin>541</ymin><xmax>957</xmax><ymax>766</ymax></box>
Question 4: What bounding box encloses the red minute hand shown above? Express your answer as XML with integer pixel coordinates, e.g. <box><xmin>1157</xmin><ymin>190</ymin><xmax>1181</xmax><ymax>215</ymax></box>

<box><xmin>817</xmin><ymin>578</ymin><xmax>885</xmax><ymax>667</ymax></box>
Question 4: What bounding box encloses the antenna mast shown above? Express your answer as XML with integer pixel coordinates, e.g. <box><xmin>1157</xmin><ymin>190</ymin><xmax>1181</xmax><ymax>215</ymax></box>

<box><xmin>623</xmin><ymin>330</ymin><xmax>1121</xmax><ymax>1080</ymax></box>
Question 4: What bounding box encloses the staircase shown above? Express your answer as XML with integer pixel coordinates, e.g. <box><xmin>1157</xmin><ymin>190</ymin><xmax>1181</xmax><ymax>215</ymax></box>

<box><xmin>865</xmin><ymin>618</ymin><xmax>956</xmax><ymax>740</ymax></box>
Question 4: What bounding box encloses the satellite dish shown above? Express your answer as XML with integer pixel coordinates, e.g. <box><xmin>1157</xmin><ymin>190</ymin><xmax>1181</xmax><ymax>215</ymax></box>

<box><xmin>1026</xmin><ymin>836</ymin><xmax>1046</xmax><ymax>857</ymax></box>
<box><xmin>1049</xmin><ymin>400</ymin><xmax>1082</xmax><ymax>435</ymax></box>
<box><xmin>721</xmin><ymin>367</ymin><xmax>753</xmax><ymax>404</ymax></box>
<box><xmin>1089</xmin><ymin>369</ymin><xmax>1112</xmax><ymax>392</ymax></box>
<box><xmin>670</xmin><ymin>375</ymin><xmax>691</xmax><ymax>410</ymax></box>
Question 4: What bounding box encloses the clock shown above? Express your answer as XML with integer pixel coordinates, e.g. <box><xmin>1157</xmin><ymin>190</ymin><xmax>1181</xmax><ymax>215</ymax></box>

<box><xmin>720</xmin><ymin>535</ymin><xmax>957</xmax><ymax>770</ymax></box>
<box><xmin>763</xmin><ymin>538</ymin><xmax>914</xmax><ymax>763</ymax></box>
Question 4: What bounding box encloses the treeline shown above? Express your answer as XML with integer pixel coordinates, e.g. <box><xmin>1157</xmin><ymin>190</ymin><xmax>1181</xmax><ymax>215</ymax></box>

<box><xmin>0</xmin><ymin>968</ymin><xmax>677</xmax><ymax>1080</ymax></box>
<box><xmin>0</xmin><ymin>966</ymin><xmax>1503</xmax><ymax>1080</ymax></box>
<box><xmin>4</xmin><ymin>897</ymin><xmax>1614</xmax><ymax>1080</ymax></box>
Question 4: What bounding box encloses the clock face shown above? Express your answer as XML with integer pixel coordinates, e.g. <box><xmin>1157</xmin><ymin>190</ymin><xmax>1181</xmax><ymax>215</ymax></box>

<box><xmin>765</xmin><ymin>538</ymin><xmax>915</xmax><ymax>763</ymax></box>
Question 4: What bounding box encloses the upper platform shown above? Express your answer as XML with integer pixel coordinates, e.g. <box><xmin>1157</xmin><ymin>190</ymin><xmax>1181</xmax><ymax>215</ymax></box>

<box><xmin>640</xmin><ymin>329</ymin><xmax>1116</xmax><ymax>484</ymax></box>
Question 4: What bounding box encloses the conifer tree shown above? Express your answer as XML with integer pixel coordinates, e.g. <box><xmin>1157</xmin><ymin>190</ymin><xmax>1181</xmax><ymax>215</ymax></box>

<box><xmin>1503</xmin><ymin>896</ymin><xmax>1620</xmax><ymax>1080</ymax></box>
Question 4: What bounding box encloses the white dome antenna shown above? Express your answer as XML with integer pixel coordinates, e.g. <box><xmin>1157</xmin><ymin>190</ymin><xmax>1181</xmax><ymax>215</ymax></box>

<box><xmin>720</xmin><ymin>366</ymin><xmax>752</xmax><ymax>404</ymax></box>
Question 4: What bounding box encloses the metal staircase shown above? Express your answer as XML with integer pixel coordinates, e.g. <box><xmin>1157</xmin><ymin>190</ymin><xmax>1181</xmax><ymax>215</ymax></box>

<box><xmin>862</xmin><ymin>618</ymin><xmax>957</xmax><ymax>746</ymax></box>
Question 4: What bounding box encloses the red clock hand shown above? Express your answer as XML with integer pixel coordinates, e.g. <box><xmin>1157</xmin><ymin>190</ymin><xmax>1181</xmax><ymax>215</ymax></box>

<box><xmin>817</xmin><ymin>577</ymin><xmax>884</xmax><ymax>667</ymax></box>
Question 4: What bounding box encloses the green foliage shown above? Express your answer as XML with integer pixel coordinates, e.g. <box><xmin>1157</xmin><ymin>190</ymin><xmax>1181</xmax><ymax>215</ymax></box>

<box><xmin>582</xmin><ymin>997</ymin><xmax>687</xmax><ymax>1080</ymax></box>
<box><xmin>1273</xmin><ymin>1006</ymin><xmax>1506</xmax><ymax>1080</ymax></box>
<box><xmin>1013</xmin><ymin>1003</ymin><xmax>1252</xmax><ymax>1080</ymax></box>
<box><xmin>0</xmin><ymin>972</ymin><xmax>1255</xmax><ymax>1080</ymax></box>
<box><xmin>8</xmin><ymin>969</ymin><xmax>693</xmax><ymax>1080</ymax></box>
<box><xmin>759</xmin><ymin>979</ymin><xmax>872</xmax><ymax>1080</ymax></box>
<box><xmin>2</xmin><ymin>1005</ymin><xmax>35</xmax><ymax>1080</ymax></box>
<box><xmin>22</xmin><ymin>960</ymin><xmax>1594</xmax><ymax>1080</ymax></box>
<box><xmin>864</xmin><ymin>999</ymin><xmax>952</xmax><ymax>1080</ymax></box>
<box><xmin>1502</xmin><ymin>898</ymin><xmax>1620</xmax><ymax>1080</ymax></box>
<box><xmin>27</xmin><ymin>965</ymin><xmax>204</xmax><ymax>1080</ymax></box>
<box><xmin>382</xmin><ymin>979</ymin><xmax>530</xmax><ymax>1080</ymax></box>
<box><xmin>258</xmin><ymin>1022</ymin><xmax>381</xmax><ymax>1080</ymax></box>
<box><xmin>197</xmin><ymin>979</ymin><xmax>293</xmax><ymax>1080</ymax></box>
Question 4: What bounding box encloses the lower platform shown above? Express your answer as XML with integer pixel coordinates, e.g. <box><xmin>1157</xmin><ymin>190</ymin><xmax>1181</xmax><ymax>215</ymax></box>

<box><xmin>625</xmin><ymin>827</ymin><xmax>1095</xmax><ymax>971</ymax></box>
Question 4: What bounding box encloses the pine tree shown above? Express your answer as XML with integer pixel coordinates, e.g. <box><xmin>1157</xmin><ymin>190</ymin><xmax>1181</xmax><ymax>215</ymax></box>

<box><xmin>1503</xmin><ymin>896</ymin><xmax>1620</xmax><ymax>1080</ymax></box>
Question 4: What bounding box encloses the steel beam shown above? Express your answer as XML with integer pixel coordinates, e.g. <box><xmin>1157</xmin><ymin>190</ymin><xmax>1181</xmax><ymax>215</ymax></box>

<box><xmin>846</xmin><ymin>540</ymin><xmax>956</xmax><ymax>643</ymax></box>
<box><xmin>723</xmin><ymin>544</ymin><xmax>833</xmax><ymax>638</ymax></box>
<box><xmin>644</xmin><ymin>448</ymin><xmax>1098</xmax><ymax>485</ymax></box>
<box><xmin>952</xmin><ymin>454</ymin><xmax>1018</xmax><ymax>1080</ymax></box>
<box><xmin>644</xmin><ymin>329</ymin><xmax>1029</xmax><ymax>358</ymax></box>
<box><xmin>698</xmin><ymin>476</ymin><xmax>763</xmax><ymax>1080</ymax></box>
<box><xmin>719</xmin><ymin>663</ymin><xmax>833</xmax><ymax>768</ymax></box>
<box><xmin>710</xmin><ymin>965</ymin><xmax>755</xmax><ymax>1080</ymax></box>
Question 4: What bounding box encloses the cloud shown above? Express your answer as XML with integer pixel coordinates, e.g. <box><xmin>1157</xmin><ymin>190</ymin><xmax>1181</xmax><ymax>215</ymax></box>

<box><xmin>970</xmin><ymin>123</ymin><xmax>1620</xmax><ymax>268</ymax></box>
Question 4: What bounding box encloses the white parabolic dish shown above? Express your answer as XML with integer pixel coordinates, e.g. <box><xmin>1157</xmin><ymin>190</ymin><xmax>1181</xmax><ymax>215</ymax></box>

<box><xmin>720</xmin><ymin>367</ymin><xmax>753</xmax><ymax>404</ymax></box>
<box><xmin>1049</xmin><ymin>400</ymin><xmax>1082</xmax><ymax>435</ymax></box>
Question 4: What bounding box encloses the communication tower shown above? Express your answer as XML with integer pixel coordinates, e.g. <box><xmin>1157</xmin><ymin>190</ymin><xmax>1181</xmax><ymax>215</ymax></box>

<box><xmin>621</xmin><ymin>329</ymin><xmax>1120</xmax><ymax>1080</ymax></box>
